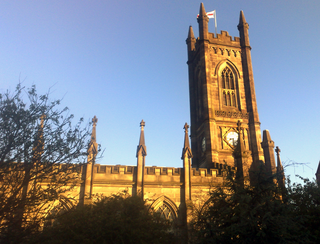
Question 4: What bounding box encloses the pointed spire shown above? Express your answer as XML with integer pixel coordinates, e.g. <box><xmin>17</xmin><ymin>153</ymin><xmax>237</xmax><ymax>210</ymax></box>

<box><xmin>88</xmin><ymin>116</ymin><xmax>98</xmax><ymax>156</ymax></box>
<box><xmin>136</xmin><ymin>120</ymin><xmax>147</xmax><ymax>157</ymax></box>
<box><xmin>182</xmin><ymin>123</ymin><xmax>192</xmax><ymax>203</ymax></box>
<box><xmin>315</xmin><ymin>161</ymin><xmax>320</xmax><ymax>184</ymax></box>
<box><xmin>182</xmin><ymin>123</ymin><xmax>192</xmax><ymax>159</ymax></box>
<box><xmin>275</xmin><ymin>146</ymin><xmax>283</xmax><ymax>173</ymax></box>
<box><xmin>85</xmin><ymin>116</ymin><xmax>99</xmax><ymax>200</ymax></box>
<box><xmin>261</xmin><ymin>130</ymin><xmax>276</xmax><ymax>175</ymax></box>
<box><xmin>199</xmin><ymin>2</ymin><xmax>207</xmax><ymax>18</ymax></box>
<box><xmin>275</xmin><ymin>146</ymin><xmax>286</xmax><ymax>196</ymax></box>
<box><xmin>239</xmin><ymin>10</ymin><xmax>247</xmax><ymax>26</ymax></box>
<box><xmin>237</xmin><ymin>10</ymin><xmax>250</xmax><ymax>47</ymax></box>
<box><xmin>183</xmin><ymin>123</ymin><xmax>190</xmax><ymax>149</ymax></box>
<box><xmin>186</xmin><ymin>25</ymin><xmax>196</xmax><ymax>57</ymax></box>
<box><xmin>197</xmin><ymin>3</ymin><xmax>209</xmax><ymax>40</ymax></box>
<box><xmin>136</xmin><ymin>120</ymin><xmax>146</xmax><ymax>198</ymax></box>
<box><xmin>139</xmin><ymin>120</ymin><xmax>145</xmax><ymax>146</ymax></box>
<box><xmin>262</xmin><ymin>129</ymin><xmax>272</xmax><ymax>142</ymax></box>
<box><xmin>188</xmin><ymin>25</ymin><xmax>195</xmax><ymax>39</ymax></box>
<box><xmin>91</xmin><ymin>116</ymin><xmax>98</xmax><ymax>142</ymax></box>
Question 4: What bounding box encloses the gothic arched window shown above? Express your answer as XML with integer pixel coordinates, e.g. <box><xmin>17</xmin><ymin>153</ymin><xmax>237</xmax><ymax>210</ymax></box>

<box><xmin>221</xmin><ymin>67</ymin><xmax>236</xmax><ymax>107</ymax></box>
<box><xmin>156</xmin><ymin>202</ymin><xmax>175</xmax><ymax>221</ymax></box>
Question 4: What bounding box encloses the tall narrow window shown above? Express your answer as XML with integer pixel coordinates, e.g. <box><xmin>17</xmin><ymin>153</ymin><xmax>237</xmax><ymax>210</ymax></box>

<box><xmin>226</xmin><ymin>75</ymin><xmax>229</xmax><ymax>89</ymax></box>
<box><xmin>227</xmin><ymin>92</ymin><xmax>231</xmax><ymax>106</ymax></box>
<box><xmin>223</xmin><ymin>92</ymin><xmax>227</xmax><ymax>106</ymax></box>
<box><xmin>221</xmin><ymin>67</ymin><xmax>236</xmax><ymax>107</ymax></box>
<box><xmin>230</xmin><ymin>73</ymin><xmax>234</xmax><ymax>89</ymax></box>
<box><xmin>232</xmin><ymin>92</ymin><xmax>236</xmax><ymax>107</ymax></box>
<box><xmin>221</xmin><ymin>73</ymin><xmax>225</xmax><ymax>89</ymax></box>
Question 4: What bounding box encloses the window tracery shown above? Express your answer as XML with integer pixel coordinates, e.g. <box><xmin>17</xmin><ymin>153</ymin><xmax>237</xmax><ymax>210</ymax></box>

<box><xmin>221</xmin><ymin>67</ymin><xmax>236</xmax><ymax>107</ymax></box>
<box><xmin>156</xmin><ymin>202</ymin><xmax>175</xmax><ymax>221</ymax></box>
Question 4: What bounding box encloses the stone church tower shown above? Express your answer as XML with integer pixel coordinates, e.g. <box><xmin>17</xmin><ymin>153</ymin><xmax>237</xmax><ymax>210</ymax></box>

<box><xmin>186</xmin><ymin>3</ymin><xmax>266</xmax><ymax>178</ymax></box>
<box><xmin>63</xmin><ymin>3</ymin><xmax>285</xmax><ymax>235</ymax></box>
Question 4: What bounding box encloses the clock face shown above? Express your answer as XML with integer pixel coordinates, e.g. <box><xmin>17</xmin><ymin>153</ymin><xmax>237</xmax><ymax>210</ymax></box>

<box><xmin>201</xmin><ymin>137</ymin><xmax>206</xmax><ymax>152</ymax></box>
<box><xmin>226</xmin><ymin>131</ymin><xmax>238</xmax><ymax>147</ymax></box>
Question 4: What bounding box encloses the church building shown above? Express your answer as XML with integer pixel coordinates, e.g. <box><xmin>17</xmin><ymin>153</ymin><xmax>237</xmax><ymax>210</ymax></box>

<box><xmin>80</xmin><ymin>3</ymin><xmax>284</xmax><ymax>227</ymax></box>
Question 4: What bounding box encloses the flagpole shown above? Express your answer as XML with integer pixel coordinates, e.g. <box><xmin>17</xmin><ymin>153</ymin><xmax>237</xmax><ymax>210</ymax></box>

<box><xmin>214</xmin><ymin>10</ymin><xmax>217</xmax><ymax>37</ymax></box>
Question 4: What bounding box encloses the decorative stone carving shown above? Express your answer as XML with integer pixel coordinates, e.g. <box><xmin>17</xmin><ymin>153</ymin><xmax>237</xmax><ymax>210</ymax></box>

<box><xmin>215</xmin><ymin>110</ymin><xmax>249</xmax><ymax>119</ymax></box>
<box><xmin>232</xmin><ymin>50</ymin><xmax>237</xmax><ymax>57</ymax></box>
<box><xmin>211</xmin><ymin>46</ymin><xmax>218</xmax><ymax>54</ymax></box>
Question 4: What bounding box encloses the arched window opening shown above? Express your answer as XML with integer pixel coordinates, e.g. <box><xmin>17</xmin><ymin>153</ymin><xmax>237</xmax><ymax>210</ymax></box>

<box><xmin>221</xmin><ymin>66</ymin><xmax>236</xmax><ymax>108</ymax></box>
<box><xmin>156</xmin><ymin>202</ymin><xmax>175</xmax><ymax>221</ymax></box>
<box><xmin>43</xmin><ymin>197</ymin><xmax>75</xmax><ymax>227</ymax></box>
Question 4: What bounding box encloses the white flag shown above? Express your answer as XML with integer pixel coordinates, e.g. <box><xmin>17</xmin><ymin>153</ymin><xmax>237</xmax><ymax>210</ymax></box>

<box><xmin>197</xmin><ymin>10</ymin><xmax>217</xmax><ymax>35</ymax></box>
<box><xmin>206</xmin><ymin>10</ymin><xmax>215</xmax><ymax>19</ymax></box>
<box><xmin>197</xmin><ymin>10</ymin><xmax>216</xmax><ymax>19</ymax></box>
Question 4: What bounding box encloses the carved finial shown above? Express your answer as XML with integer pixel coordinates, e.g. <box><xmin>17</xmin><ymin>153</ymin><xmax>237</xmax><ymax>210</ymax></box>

<box><xmin>88</xmin><ymin>116</ymin><xmax>98</xmax><ymax>156</ymax></box>
<box><xmin>183</xmin><ymin>123</ymin><xmax>189</xmax><ymax>133</ymax></box>
<box><xmin>139</xmin><ymin>120</ymin><xmax>146</xmax><ymax>145</ymax></box>
<box><xmin>237</xmin><ymin>120</ymin><xmax>242</xmax><ymax>132</ymax></box>
<box><xmin>92</xmin><ymin>116</ymin><xmax>98</xmax><ymax>127</ymax></box>
<box><xmin>182</xmin><ymin>122</ymin><xmax>192</xmax><ymax>159</ymax></box>
<box><xmin>137</xmin><ymin>120</ymin><xmax>146</xmax><ymax>157</ymax></box>
<box><xmin>275</xmin><ymin>146</ymin><xmax>283</xmax><ymax>173</ymax></box>
<box><xmin>140</xmin><ymin>120</ymin><xmax>145</xmax><ymax>128</ymax></box>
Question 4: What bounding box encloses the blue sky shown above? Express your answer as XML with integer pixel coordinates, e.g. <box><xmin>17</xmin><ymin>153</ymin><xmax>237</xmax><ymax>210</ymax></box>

<box><xmin>1</xmin><ymin>1</ymin><xmax>319</xmax><ymax>182</ymax></box>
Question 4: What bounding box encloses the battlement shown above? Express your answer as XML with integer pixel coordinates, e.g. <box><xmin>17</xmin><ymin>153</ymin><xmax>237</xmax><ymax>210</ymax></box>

<box><xmin>145</xmin><ymin>166</ymin><xmax>181</xmax><ymax>176</ymax></box>
<box><xmin>209</xmin><ymin>30</ymin><xmax>240</xmax><ymax>47</ymax></box>
<box><xmin>95</xmin><ymin>164</ymin><xmax>134</xmax><ymax>174</ymax></box>
<box><xmin>192</xmin><ymin>163</ymin><xmax>234</xmax><ymax>178</ymax></box>
<box><xmin>192</xmin><ymin>168</ymin><xmax>219</xmax><ymax>177</ymax></box>
<box><xmin>194</xmin><ymin>30</ymin><xmax>240</xmax><ymax>49</ymax></box>
<box><xmin>215</xmin><ymin>30</ymin><xmax>240</xmax><ymax>41</ymax></box>
<box><xmin>93</xmin><ymin>163</ymin><xmax>233</xmax><ymax>178</ymax></box>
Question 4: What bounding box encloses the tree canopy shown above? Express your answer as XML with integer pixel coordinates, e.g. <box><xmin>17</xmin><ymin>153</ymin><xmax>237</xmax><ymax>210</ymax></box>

<box><xmin>0</xmin><ymin>84</ymin><xmax>94</xmax><ymax>243</ymax></box>
<box><xmin>190</xmin><ymin>168</ymin><xmax>320</xmax><ymax>244</ymax></box>
<box><xmin>34</xmin><ymin>192</ymin><xmax>176</xmax><ymax>244</ymax></box>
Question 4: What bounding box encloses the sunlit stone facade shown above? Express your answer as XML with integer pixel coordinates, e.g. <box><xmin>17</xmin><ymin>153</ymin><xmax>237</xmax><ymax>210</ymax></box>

<box><xmin>73</xmin><ymin>3</ymin><xmax>281</xmax><ymax>230</ymax></box>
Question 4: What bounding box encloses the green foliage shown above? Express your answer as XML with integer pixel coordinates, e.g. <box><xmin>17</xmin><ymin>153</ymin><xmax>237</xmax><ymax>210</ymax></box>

<box><xmin>0</xmin><ymin>84</ymin><xmax>94</xmax><ymax>243</ymax></box>
<box><xmin>287</xmin><ymin>177</ymin><xmax>320</xmax><ymax>243</ymax></box>
<box><xmin>191</xmin><ymin>169</ymin><xmax>320</xmax><ymax>244</ymax></box>
<box><xmin>34</xmin><ymin>192</ymin><xmax>176</xmax><ymax>244</ymax></box>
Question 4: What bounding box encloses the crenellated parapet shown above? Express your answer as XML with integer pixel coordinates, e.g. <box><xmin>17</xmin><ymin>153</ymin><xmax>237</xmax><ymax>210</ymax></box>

<box><xmin>208</xmin><ymin>30</ymin><xmax>241</xmax><ymax>47</ymax></box>
<box><xmin>91</xmin><ymin>163</ymin><xmax>233</xmax><ymax>185</ymax></box>
<box><xmin>192</xmin><ymin>165</ymin><xmax>234</xmax><ymax>177</ymax></box>
<box><xmin>95</xmin><ymin>165</ymin><xmax>134</xmax><ymax>174</ymax></box>
<box><xmin>145</xmin><ymin>166</ymin><xmax>181</xmax><ymax>176</ymax></box>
